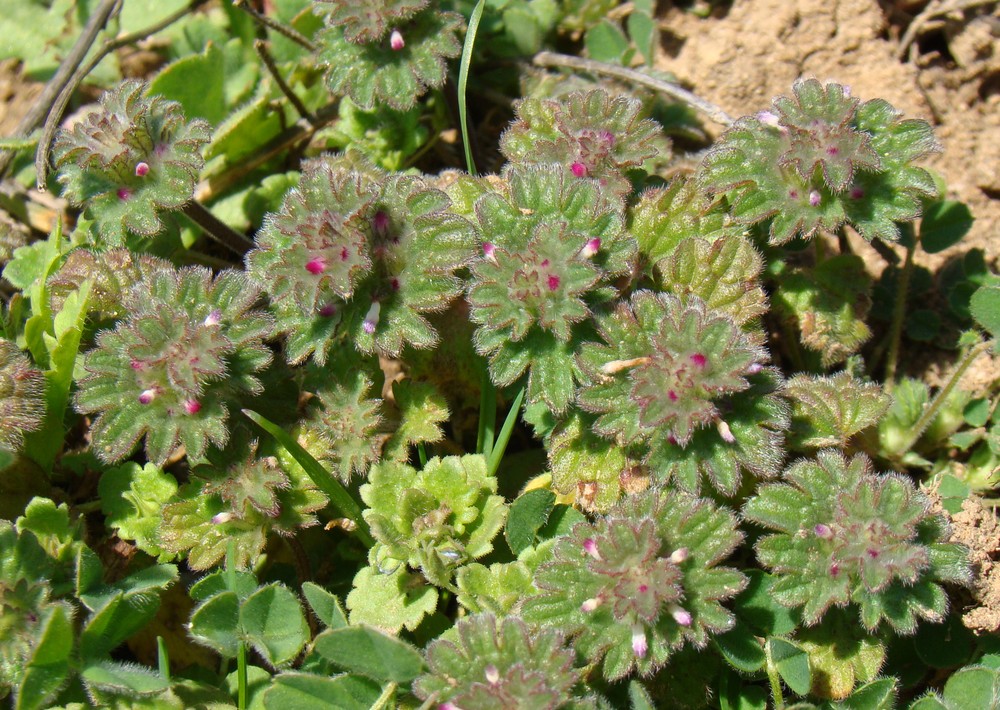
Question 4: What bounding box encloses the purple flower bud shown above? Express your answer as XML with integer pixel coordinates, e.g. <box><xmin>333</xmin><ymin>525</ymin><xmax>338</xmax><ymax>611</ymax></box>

<box><xmin>318</xmin><ymin>303</ymin><xmax>337</xmax><ymax>317</ymax></box>
<box><xmin>390</xmin><ymin>29</ymin><xmax>405</xmax><ymax>51</ymax></box>
<box><xmin>814</xmin><ymin>523</ymin><xmax>833</xmax><ymax>539</ymax></box>
<box><xmin>670</xmin><ymin>547</ymin><xmax>689</xmax><ymax>564</ymax></box>
<box><xmin>671</xmin><ymin>607</ymin><xmax>693</xmax><ymax>627</ymax></box>
<box><xmin>135</xmin><ymin>161</ymin><xmax>150</xmax><ymax>177</ymax></box>
<box><xmin>373</xmin><ymin>210</ymin><xmax>390</xmax><ymax>235</ymax></box>
<box><xmin>631</xmin><ymin>624</ymin><xmax>648</xmax><ymax>658</ymax></box>
<box><xmin>757</xmin><ymin>110</ymin><xmax>780</xmax><ymax>128</ymax></box>
<box><xmin>485</xmin><ymin>664</ymin><xmax>500</xmax><ymax>685</ymax></box>
<box><xmin>203</xmin><ymin>309</ymin><xmax>222</xmax><ymax>327</ymax></box>
<box><xmin>117</xmin><ymin>187</ymin><xmax>131</xmax><ymax>201</ymax></box>
<box><xmin>138</xmin><ymin>388</ymin><xmax>157</xmax><ymax>404</ymax></box>
<box><xmin>580</xmin><ymin>597</ymin><xmax>602</xmax><ymax>612</ymax></box>
<box><xmin>439</xmin><ymin>704</ymin><xmax>460</xmax><ymax>710</ymax></box>
<box><xmin>305</xmin><ymin>257</ymin><xmax>326</xmax><ymax>275</ymax></box>
<box><xmin>184</xmin><ymin>399</ymin><xmax>202</xmax><ymax>415</ymax></box>
<box><xmin>747</xmin><ymin>362</ymin><xmax>763</xmax><ymax>375</ymax></box>
<box><xmin>482</xmin><ymin>242</ymin><xmax>498</xmax><ymax>264</ymax></box>
<box><xmin>599</xmin><ymin>129</ymin><xmax>615</xmax><ymax>145</ymax></box>
<box><xmin>583</xmin><ymin>538</ymin><xmax>601</xmax><ymax>560</ymax></box>
<box><xmin>849</xmin><ymin>185</ymin><xmax>865</xmax><ymax>200</ymax></box>
<box><xmin>580</xmin><ymin>238</ymin><xmax>601</xmax><ymax>258</ymax></box>
<box><xmin>717</xmin><ymin>420</ymin><xmax>735</xmax><ymax>443</ymax></box>
<box><xmin>547</xmin><ymin>274</ymin><xmax>560</xmax><ymax>291</ymax></box>
<box><xmin>212</xmin><ymin>511</ymin><xmax>234</xmax><ymax>525</ymax></box>
<box><xmin>689</xmin><ymin>353</ymin><xmax>707</xmax><ymax>368</ymax></box>
<box><xmin>363</xmin><ymin>301</ymin><xmax>381</xmax><ymax>334</ymax></box>
<box><xmin>570</xmin><ymin>161</ymin><xmax>587</xmax><ymax>178</ymax></box>
<box><xmin>809</xmin><ymin>190</ymin><xmax>821</xmax><ymax>207</ymax></box>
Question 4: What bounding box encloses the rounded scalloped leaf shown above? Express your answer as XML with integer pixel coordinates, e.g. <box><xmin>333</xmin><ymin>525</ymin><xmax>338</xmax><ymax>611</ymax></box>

<box><xmin>785</xmin><ymin>372</ymin><xmax>890</xmax><ymax>450</ymax></box>
<box><xmin>75</xmin><ymin>267</ymin><xmax>274</xmax><ymax>464</ymax></box>
<box><xmin>501</xmin><ymin>89</ymin><xmax>665</xmax><ymax>197</ymax></box>
<box><xmin>318</xmin><ymin>9</ymin><xmax>464</xmax><ymax>111</ymax></box>
<box><xmin>698</xmin><ymin>80</ymin><xmax>938</xmax><ymax>245</ymax></box>
<box><xmin>743</xmin><ymin>450</ymin><xmax>970</xmax><ymax>632</ymax></box>
<box><xmin>577</xmin><ymin>291</ymin><xmax>767</xmax><ymax>447</ymax></box>
<box><xmin>414</xmin><ymin>613</ymin><xmax>585</xmax><ymax>708</ymax></box>
<box><xmin>53</xmin><ymin>80</ymin><xmax>210</xmax><ymax>246</ymax></box>
<box><xmin>316</xmin><ymin>0</ymin><xmax>429</xmax><ymax>43</ymax></box>
<box><xmin>523</xmin><ymin>488</ymin><xmax>745</xmax><ymax>681</ymax></box>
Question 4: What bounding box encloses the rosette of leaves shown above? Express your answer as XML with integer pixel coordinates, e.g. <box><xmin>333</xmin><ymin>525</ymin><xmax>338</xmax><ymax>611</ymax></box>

<box><xmin>0</xmin><ymin>338</ymin><xmax>45</xmax><ymax>452</ymax></box>
<box><xmin>74</xmin><ymin>266</ymin><xmax>274</xmax><ymax>464</ymax></box>
<box><xmin>522</xmin><ymin>488</ymin><xmax>746</xmax><ymax>680</ymax></box>
<box><xmin>468</xmin><ymin>165</ymin><xmax>634</xmax><ymax>413</ymax></box>
<box><xmin>643</xmin><ymin>368</ymin><xmax>789</xmax><ymax>496</ymax></box>
<box><xmin>500</xmin><ymin>89</ymin><xmax>664</xmax><ymax>196</ymax></box>
<box><xmin>159</xmin><ymin>446</ymin><xmax>326</xmax><ymax>570</ymax></box>
<box><xmin>52</xmin><ymin>79</ymin><xmax>210</xmax><ymax>245</ymax></box>
<box><xmin>360</xmin><ymin>454</ymin><xmax>507</xmax><ymax>587</ymax></box>
<box><xmin>577</xmin><ymin>291</ymin><xmax>770</xmax><ymax>468</ymax></box>
<box><xmin>743</xmin><ymin>450</ymin><xmax>971</xmax><ymax>632</ymax></box>
<box><xmin>698</xmin><ymin>79</ymin><xmax>939</xmax><ymax>245</ymax></box>
<box><xmin>297</xmin><ymin>349</ymin><xmax>385</xmax><ymax>483</ymax></box>
<box><xmin>47</xmin><ymin>247</ymin><xmax>171</xmax><ymax>322</ymax></box>
<box><xmin>246</xmin><ymin>158</ymin><xmax>378</xmax><ymax>364</ymax></box>
<box><xmin>413</xmin><ymin>613</ymin><xmax>591</xmax><ymax>709</ymax></box>
<box><xmin>316</xmin><ymin>2</ymin><xmax>464</xmax><ymax>111</ymax></box>
<box><xmin>248</xmin><ymin>160</ymin><xmax>476</xmax><ymax>361</ymax></box>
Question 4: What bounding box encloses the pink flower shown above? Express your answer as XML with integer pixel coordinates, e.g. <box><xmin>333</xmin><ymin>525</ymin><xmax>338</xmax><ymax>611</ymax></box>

<box><xmin>363</xmin><ymin>301</ymin><xmax>381</xmax><ymax>334</ymax></box>
<box><xmin>390</xmin><ymin>29</ymin><xmax>405</xmax><ymax>51</ymax></box>
<box><xmin>583</xmin><ymin>538</ymin><xmax>602</xmax><ymax>560</ymax></box>
<box><xmin>580</xmin><ymin>238</ymin><xmax>601</xmax><ymax>259</ymax></box>
<box><xmin>135</xmin><ymin>162</ymin><xmax>150</xmax><ymax>177</ymax></box>
<box><xmin>570</xmin><ymin>162</ymin><xmax>588</xmax><ymax>178</ymax></box>
<box><xmin>305</xmin><ymin>257</ymin><xmax>326</xmax><ymax>275</ymax></box>
<box><xmin>631</xmin><ymin>625</ymin><xmax>648</xmax><ymax>658</ymax></box>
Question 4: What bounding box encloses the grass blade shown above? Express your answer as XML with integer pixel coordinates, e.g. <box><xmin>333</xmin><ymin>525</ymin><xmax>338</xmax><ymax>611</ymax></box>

<box><xmin>243</xmin><ymin>409</ymin><xmax>374</xmax><ymax>547</ymax></box>
<box><xmin>458</xmin><ymin>0</ymin><xmax>486</xmax><ymax>175</ymax></box>
<box><xmin>487</xmin><ymin>387</ymin><xmax>524</xmax><ymax>477</ymax></box>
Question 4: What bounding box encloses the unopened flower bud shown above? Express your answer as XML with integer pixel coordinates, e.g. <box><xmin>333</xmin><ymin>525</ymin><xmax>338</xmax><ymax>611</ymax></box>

<box><xmin>390</xmin><ymin>29</ymin><xmax>405</xmax><ymax>51</ymax></box>
<box><xmin>482</xmin><ymin>242</ymin><xmax>498</xmax><ymax>264</ymax></box>
<box><xmin>631</xmin><ymin>624</ymin><xmax>648</xmax><ymax>658</ymax></box>
<box><xmin>212</xmin><ymin>511</ymin><xmax>234</xmax><ymax>525</ymax></box>
<box><xmin>203</xmin><ymin>309</ymin><xmax>222</xmax><ymax>327</ymax></box>
<box><xmin>138</xmin><ymin>388</ymin><xmax>157</xmax><ymax>404</ymax></box>
<box><xmin>717</xmin><ymin>420</ymin><xmax>735</xmax><ymax>443</ymax></box>
<box><xmin>305</xmin><ymin>257</ymin><xmax>326</xmax><ymax>275</ymax></box>
<box><xmin>570</xmin><ymin>161</ymin><xmax>587</xmax><ymax>178</ymax></box>
<box><xmin>484</xmin><ymin>664</ymin><xmax>499</xmax><ymax>685</ymax></box>
<box><xmin>814</xmin><ymin>523</ymin><xmax>833</xmax><ymax>539</ymax></box>
<box><xmin>809</xmin><ymin>190</ymin><xmax>821</xmax><ymax>207</ymax></box>
<box><xmin>363</xmin><ymin>301</ymin><xmax>381</xmax><ymax>334</ymax></box>
<box><xmin>135</xmin><ymin>161</ymin><xmax>150</xmax><ymax>177</ymax></box>
<box><xmin>580</xmin><ymin>238</ymin><xmax>601</xmax><ymax>258</ymax></box>
<box><xmin>671</xmin><ymin>607</ymin><xmax>693</xmax><ymax>627</ymax></box>
<box><xmin>583</xmin><ymin>537</ymin><xmax>601</xmax><ymax>560</ymax></box>
<box><xmin>184</xmin><ymin>399</ymin><xmax>202</xmax><ymax>415</ymax></box>
<box><xmin>600</xmin><ymin>356</ymin><xmax>650</xmax><ymax>375</ymax></box>
<box><xmin>580</xmin><ymin>597</ymin><xmax>602</xmax><ymax>612</ymax></box>
<box><xmin>670</xmin><ymin>547</ymin><xmax>689</xmax><ymax>564</ymax></box>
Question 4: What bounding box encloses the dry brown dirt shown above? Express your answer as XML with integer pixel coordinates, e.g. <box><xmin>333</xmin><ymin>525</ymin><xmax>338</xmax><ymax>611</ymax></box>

<box><xmin>656</xmin><ymin>0</ymin><xmax>1000</xmax><ymax>390</ymax></box>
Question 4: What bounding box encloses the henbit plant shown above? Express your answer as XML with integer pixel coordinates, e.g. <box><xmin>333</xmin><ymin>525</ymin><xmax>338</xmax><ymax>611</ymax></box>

<box><xmin>74</xmin><ymin>265</ymin><xmax>274</xmax><ymax>464</ymax></box>
<box><xmin>500</xmin><ymin>88</ymin><xmax>666</xmax><ymax>196</ymax></box>
<box><xmin>52</xmin><ymin>79</ymin><xmax>210</xmax><ymax>247</ymax></box>
<box><xmin>522</xmin><ymin>487</ymin><xmax>746</xmax><ymax>681</ymax></box>
<box><xmin>316</xmin><ymin>0</ymin><xmax>465</xmax><ymax>111</ymax></box>
<box><xmin>3</xmin><ymin>3</ymin><xmax>998</xmax><ymax>706</ymax></box>
<box><xmin>743</xmin><ymin>450</ymin><xmax>971</xmax><ymax>633</ymax></box>
<box><xmin>413</xmin><ymin>613</ymin><xmax>592</xmax><ymax>709</ymax></box>
<box><xmin>699</xmin><ymin>78</ymin><xmax>939</xmax><ymax>245</ymax></box>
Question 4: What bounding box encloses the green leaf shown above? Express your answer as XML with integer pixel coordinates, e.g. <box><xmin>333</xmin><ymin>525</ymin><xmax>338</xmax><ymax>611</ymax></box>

<box><xmin>627</xmin><ymin>11</ymin><xmax>656</xmax><ymax>65</ymax></box>
<box><xmin>189</xmin><ymin>590</ymin><xmax>241</xmax><ymax>659</ymax></box>
<box><xmin>148</xmin><ymin>42</ymin><xmax>227</xmax><ymax>124</ymax></box>
<box><xmin>80</xmin><ymin>660</ymin><xmax>170</xmax><ymax>696</ymax></box>
<box><xmin>313</xmin><ymin>626</ymin><xmax>424</xmax><ymax>683</ymax></box>
<box><xmin>459</xmin><ymin>0</ymin><xmax>486</xmax><ymax>174</ymax></box>
<box><xmin>837</xmin><ymin>678</ymin><xmax>896</xmax><ymax>709</ymax></box>
<box><xmin>302</xmin><ymin>582</ymin><xmax>348</xmax><ymax>630</ymax></box>
<box><xmin>585</xmin><ymin>20</ymin><xmax>630</xmax><ymax>63</ymax></box>
<box><xmin>714</xmin><ymin>623</ymin><xmax>766</xmax><ymax>672</ymax></box>
<box><xmin>941</xmin><ymin>665</ymin><xmax>1000</xmax><ymax>708</ymax></box>
<box><xmin>346</xmin><ymin>565</ymin><xmax>437</xmax><ymax>634</ymax></box>
<box><xmin>970</xmin><ymin>285</ymin><xmax>1000</xmax><ymax>343</ymax></box>
<box><xmin>905</xmin><ymin>308</ymin><xmax>940</xmax><ymax>342</ymax></box>
<box><xmin>263</xmin><ymin>672</ymin><xmax>381</xmax><ymax>710</ymax></box>
<box><xmin>16</xmin><ymin>603</ymin><xmax>74</xmax><ymax>710</ymax></box>
<box><xmin>629</xmin><ymin>680</ymin><xmax>656</xmax><ymax>710</ymax></box>
<box><xmin>919</xmin><ymin>200</ymin><xmax>974</xmax><ymax>254</ymax></box>
<box><xmin>937</xmin><ymin>474</ymin><xmax>971</xmax><ymax>514</ymax></box>
<box><xmin>964</xmin><ymin>398</ymin><xmax>992</xmax><ymax>428</ymax></box>
<box><xmin>240</xmin><ymin>583</ymin><xmax>310</xmax><ymax>667</ymax></box>
<box><xmin>505</xmin><ymin>488</ymin><xmax>555</xmax><ymax>554</ymax></box>
<box><xmin>913</xmin><ymin>615</ymin><xmax>974</xmax><ymax>670</ymax></box>
<box><xmin>769</xmin><ymin>637</ymin><xmax>811</xmax><ymax>697</ymax></box>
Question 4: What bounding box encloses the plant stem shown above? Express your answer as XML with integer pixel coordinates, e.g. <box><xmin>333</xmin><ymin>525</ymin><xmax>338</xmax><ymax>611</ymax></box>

<box><xmin>181</xmin><ymin>201</ymin><xmax>254</xmax><ymax>256</ymax></box>
<box><xmin>897</xmin><ymin>337</ymin><xmax>989</xmax><ymax>455</ymax></box>
<box><xmin>417</xmin><ymin>442</ymin><xmax>428</xmax><ymax>467</ymax></box>
<box><xmin>237</xmin><ymin>642</ymin><xmax>248</xmax><ymax>710</ymax></box>
<box><xmin>233</xmin><ymin>0</ymin><xmax>317</xmax><ymax>51</ymax></box>
<box><xmin>254</xmin><ymin>40</ymin><xmax>316</xmax><ymax>125</ymax></box>
<box><xmin>532</xmin><ymin>51</ymin><xmax>734</xmax><ymax>126</ymax></box>
<box><xmin>764</xmin><ymin>641</ymin><xmax>786</xmax><ymax>710</ymax></box>
<box><xmin>884</xmin><ymin>239</ymin><xmax>915</xmax><ymax>391</ymax></box>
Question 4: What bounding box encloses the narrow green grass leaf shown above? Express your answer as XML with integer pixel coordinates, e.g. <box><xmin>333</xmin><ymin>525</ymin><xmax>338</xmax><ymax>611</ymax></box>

<box><xmin>487</xmin><ymin>387</ymin><xmax>524</xmax><ymax>477</ymax></box>
<box><xmin>458</xmin><ymin>0</ymin><xmax>486</xmax><ymax>175</ymax></box>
